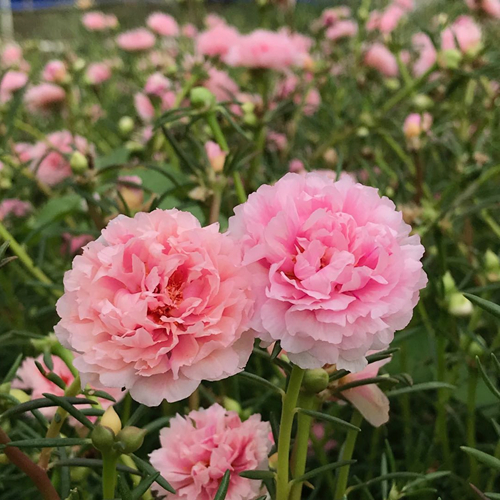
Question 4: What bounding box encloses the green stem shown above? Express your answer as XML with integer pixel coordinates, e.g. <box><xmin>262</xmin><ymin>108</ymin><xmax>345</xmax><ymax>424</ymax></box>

<box><xmin>467</xmin><ymin>364</ymin><xmax>479</xmax><ymax>484</ymax></box>
<box><xmin>0</xmin><ymin>220</ymin><xmax>61</xmax><ymax>298</ymax></box>
<box><xmin>289</xmin><ymin>393</ymin><xmax>317</xmax><ymax>500</ymax></box>
<box><xmin>334</xmin><ymin>411</ymin><xmax>363</xmax><ymax>500</ymax></box>
<box><xmin>206</xmin><ymin>111</ymin><xmax>229</xmax><ymax>153</ymax></box>
<box><xmin>174</xmin><ymin>74</ymin><xmax>198</xmax><ymax>108</ymax></box>
<box><xmin>276</xmin><ymin>365</ymin><xmax>305</xmax><ymax>500</ymax></box>
<box><xmin>247</xmin><ymin>125</ymin><xmax>267</xmax><ymax>187</ymax></box>
<box><xmin>435</xmin><ymin>335</ymin><xmax>451</xmax><ymax>467</ymax></box>
<box><xmin>233</xmin><ymin>172</ymin><xmax>247</xmax><ymax>204</ymax></box>
<box><xmin>51</xmin><ymin>344</ymin><xmax>78</xmax><ymax>377</ymax></box>
<box><xmin>102</xmin><ymin>453</ymin><xmax>119</xmax><ymax>500</ymax></box>
<box><xmin>38</xmin><ymin>375</ymin><xmax>81</xmax><ymax>470</ymax></box>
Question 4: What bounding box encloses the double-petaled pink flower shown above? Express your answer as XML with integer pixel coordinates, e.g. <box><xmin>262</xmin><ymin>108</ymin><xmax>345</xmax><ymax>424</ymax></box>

<box><xmin>147</xmin><ymin>12</ymin><xmax>179</xmax><ymax>37</ymax></box>
<box><xmin>364</xmin><ymin>43</ymin><xmax>399</xmax><ymax>77</ymax></box>
<box><xmin>82</xmin><ymin>11</ymin><xmax>118</xmax><ymax>31</ymax></box>
<box><xmin>441</xmin><ymin>15</ymin><xmax>482</xmax><ymax>56</ymax></box>
<box><xmin>149</xmin><ymin>404</ymin><xmax>272</xmax><ymax>500</ymax></box>
<box><xmin>0</xmin><ymin>70</ymin><xmax>28</xmax><ymax>104</ymax></box>
<box><xmin>24</xmin><ymin>83</ymin><xmax>66</xmax><ymax>114</ymax></box>
<box><xmin>55</xmin><ymin>209</ymin><xmax>255</xmax><ymax>406</ymax></box>
<box><xmin>117</xmin><ymin>29</ymin><xmax>156</xmax><ymax>52</ymax></box>
<box><xmin>42</xmin><ymin>60</ymin><xmax>68</xmax><ymax>84</ymax></box>
<box><xmin>85</xmin><ymin>62</ymin><xmax>112</xmax><ymax>85</ymax></box>
<box><xmin>228</xmin><ymin>173</ymin><xmax>426</xmax><ymax>372</ymax></box>
<box><xmin>196</xmin><ymin>23</ymin><xmax>241</xmax><ymax>59</ymax></box>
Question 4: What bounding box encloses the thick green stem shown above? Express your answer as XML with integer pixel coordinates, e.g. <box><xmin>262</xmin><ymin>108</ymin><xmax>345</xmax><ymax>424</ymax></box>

<box><xmin>467</xmin><ymin>365</ymin><xmax>479</xmax><ymax>484</ymax></box>
<box><xmin>51</xmin><ymin>343</ymin><xmax>78</xmax><ymax>377</ymax></box>
<box><xmin>102</xmin><ymin>453</ymin><xmax>119</xmax><ymax>500</ymax></box>
<box><xmin>276</xmin><ymin>365</ymin><xmax>305</xmax><ymax>500</ymax></box>
<box><xmin>206</xmin><ymin>111</ymin><xmax>229</xmax><ymax>153</ymax></box>
<box><xmin>233</xmin><ymin>172</ymin><xmax>247</xmax><ymax>204</ymax></box>
<box><xmin>38</xmin><ymin>375</ymin><xmax>81</xmax><ymax>470</ymax></box>
<box><xmin>334</xmin><ymin>411</ymin><xmax>363</xmax><ymax>500</ymax></box>
<box><xmin>289</xmin><ymin>393</ymin><xmax>317</xmax><ymax>500</ymax></box>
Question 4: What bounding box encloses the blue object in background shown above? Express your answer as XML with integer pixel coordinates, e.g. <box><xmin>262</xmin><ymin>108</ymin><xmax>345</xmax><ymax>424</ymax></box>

<box><xmin>9</xmin><ymin>0</ymin><xmax>75</xmax><ymax>10</ymax></box>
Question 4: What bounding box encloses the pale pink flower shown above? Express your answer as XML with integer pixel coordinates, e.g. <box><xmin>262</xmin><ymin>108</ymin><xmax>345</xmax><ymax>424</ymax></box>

<box><xmin>326</xmin><ymin>20</ymin><xmax>358</xmax><ymax>41</ymax></box>
<box><xmin>24</xmin><ymin>83</ymin><xmax>66</xmax><ymax>114</ymax></box>
<box><xmin>228</xmin><ymin>173</ymin><xmax>427</xmax><ymax>371</ymax></box>
<box><xmin>14</xmin><ymin>142</ymin><xmax>43</xmax><ymax>164</ymax></box>
<box><xmin>337</xmin><ymin>355</ymin><xmax>391</xmax><ymax>427</ymax></box>
<box><xmin>206</xmin><ymin>13</ymin><xmax>226</xmax><ymax>28</ymax></box>
<box><xmin>276</xmin><ymin>74</ymin><xmax>298</xmax><ymax>99</ymax></box>
<box><xmin>412</xmin><ymin>33</ymin><xmax>437</xmax><ymax>77</ymax></box>
<box><xmin>32</xmin><ymin>131</ymin><xmax>92</xmax><ymax>186</ymax></box>
<box><xmin>144</xmin><ymin>72</ymin><xmax>171</xmax><ymax>96</ymax></box>
<box><xmin>117</xmin><ymin>29</ymin><xmax>156</xmax><ymax>52</ymax></box>
<box><xmin>289</xmin><ymin>159</ymin><xmax>305</xmax><ymax>173</ymax></box>
<box><xmin>134</xmin><ymin>92</ymin><xmax>155</xmax><ymax>122</ymax></box>
<box><xmin>61</xmin><ymin>233</ymin><xmax>94</xmax><ymax>256</ymax></box>
<box><xmin>147</xmin><ymin>12</ymin><xmax>179</xmax><ymax>37</ymax></box>
<box><xmin>117</xmin><ymin>175</ymin><xmax>144</xmax><ymax>211</ymax></box>
<box><xmin>483</xmin><ymin>0</ymin><xmax>500</xmax><ymax>17</ymax></box>
<box><xmin>12</xmin><ymin>355</ymin><xmax>122</xmax><ymax>421</ymax></box>
<box><xmin>196</xmin><ymin>24</ymin><xmax>241</xmax><ymax>59</ymax></box>
<box><xmin>268</xmin><ymin>131</ymin><xmax>288</xmax><ymax>151</ymax></box>
<box><xmin>85</xmin><ymin>62</ymin><xmax>112</xmax><ymax>85</ymax></box>
<box><xmin>320</xmin><ymin>7</ymin><xmax>351</xmax><ymax>27</ymax></box>
<box><xmin>367</xmin><ymin>11</ymin><xmax>382</xmax><ymax>31</ymax></box>
<box><xmin>55</xmin><ymin>209</ymin><xmax>255</xmax><ymax>406</ymax></box>
<box><xmin>1</xmin><ymin>43</ymin><xmax>23</xmax><ymax>67</ymax></box>
<box><xmin>395</xmin><ymin>0</ymin><xmax>414</xmax><ymax>10</ymax></box>
<box><xmin>160</xmin><ymin>91</ymin><xmax>177</xmax><ymax>111</ymax></box>
<box><xmin>225</xmin><ymin>29</ymin><xmax>309</xmax><ymax>70</ymax></box>
<box><xmin>182</xmin><ymin>23</ymin><xmax>198</xmax><ymax>38</ymax></box>
<box><xmin>441</xmin><ymin>16</ymin><xmax>482</xmax><ymax>55</ymax></box>
<box><xmin>205</xmin><ymin>141</ymin><xmax>227</xmax><ymax>172</ymax></box>
<box><xmin>301</xmin><ymin>88</ymin><xmax>321</xmax><ymax>115</ymax></box>
<box><xmin>149</xmin><ymin>404</ymin><xmax>272</xmax><ymax>500</ymax></box>
<box><xmin>364</xmin><ymin>43</ymin><xmax>399</xmax><ymax>77</ymax></box>
<box><xmin>204</xmin><ymin>68</ymin><xmax>239</xmax><ymax>101</ymax></box>
<box><xmin>379</xmin><ymin>5</ymin><xmax>406</xmax><ymax>33</ymax></box>
<box><xmin>82</xmin><ymin>11</ymin><xmax>117</xmax><ymax>31</ymax></box>
<box><xmin>42</xmin><ymin>60</ymin><xmax>67</xmax><ymax>84</ymax></box>
<box><xmin>0</xmin><ymin>199</ymin><xmax>32</xmax><ymax>221</ymax></box>
<box><xmin>0</xmin><ymin>71</ymin><xmax>28</xmax><ymax>104</ymax></box>
<box><xmin>403</xmin><ymin>113</ymin><xmax>433</xmax><ymax>138</ymax></box>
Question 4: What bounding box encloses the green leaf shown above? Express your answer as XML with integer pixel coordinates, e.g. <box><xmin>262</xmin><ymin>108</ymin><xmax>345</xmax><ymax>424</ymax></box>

<box><xmin>486</xmin><ymin>493</ymin><xmax>500</xmax><ymax>499</ymax></box>
<box><xmin>51</xmin><ymin>458</ymin><xmax>141</xmax><ymax>476</ymax></box>
<box><xmin>85</xmin><ymin>389</ymin><xmax>117</xmax><ymax>403</ymax></box>
<box><xmin>131</xmin><ymin>454</ymin><xmax>176</xmax><ymax>494</ymax></box>
<box><xmin>131</xmin><ymin>472</ymin><xmax>160</xmax><ymax>500</ymax></box>
<box><xmin>347</xmin><ymin>472</ymin><xmax>424</xmax><ymax>493</ymax></box>
<box><xmin>463</xmin><ymin>293</ymin><xmax>500</xmax><ymax>320</ymax></box>
<box><xmin>1</xmin><ymin>397</ymin><xmax>97</xmax><ymax>420</ymax></box>
<box><xmin>2</xmin><ymin>353</ymin><xmax>24</xmax><ymax>384</ymax></box>
<box><xmin>477</xmin><ymin>357</ymin><xmax>500</xmax><ymax>401</ymax></box>
<box><xmin>95</xmin><ymin>147</ymin><xmax>131</xmax><ymax>170</ymax></box>
<box><xmin>117</xmin><ymin>474</ymin><xmax>133</xmax><ymax>500</ymax></box>
<box><xmin>143</xmin><ymin>416</ymin><xmax>171</xmax><ymax>435</ymax></box>
<box><xmin>42</xmin><ymin>393</ymin><xmax>94</xmax><ymax>430</ymax></box>
<box><xmin>291</xmin><ymin>460</ymin><xmax>356</xmax><ymax>484</ymax></box>
<box><xmin>387</xmin><ymin>382</ymin><xmax>455</xmax><ymax>397</ymax></box>
<box><xmin>270</xmin><ymin>341</ymin><xmax>282</xmax><ymax>361</ymax></box>
<box><xmin>335</xmin><ymin>376</ymin><xmax>400</xmax><ymax>393</ymax></box>
<box><xmin>461</xmin><ymin>446</ymin><xmax>500</xmax><ymax>470</ymax></box>
<box><xmin>296</xmin><ymin>409</ymin><xmax>361</xmax><ymax>432</ymax></box>
<box><xmin>239</xmin><ymin>470</ymin><xmax>275</xmax><ymax>480</ymax></box>
<box><xmin>34</xmin><ymin>194</ymin><xmax>82</xmax><ymax>229</ymax></box>
<box><xmin>43</xmin><ymin>350</ymin><xmax>54</xmax><ymax>371</ymax></box>
<box><xmin>214</xmin><ymin>470</ymin><xmax>231</xmax><ymax>500</ymax></box>
<box><xmin>0</xmin><ymin>241</ymin><xmax>10</xmax><ymax>260</ymax></box>
<box><xmin>366</xmin><ymin>348</ymin><xmax>399</xmax><ymax>364</ymax></box>
<box><xmin>1</xmin><ymin>437</ymin><xmax>91</xmax><ymax>450</ymax></box>
<box><xmin>237</xmin><ymin>372</ymin><xmax>285</xmax><ymax>396</ymax></box>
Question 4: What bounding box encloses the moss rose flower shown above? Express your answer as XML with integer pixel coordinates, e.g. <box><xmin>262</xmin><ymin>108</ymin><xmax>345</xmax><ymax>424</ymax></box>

<box><xmin>228</xmin><ymin>173</ymin><xmax>427</xmax><ymax>372</ymax></box>
<box><xmin>55</xmin><ymin>209</ymin><xmax>255</xmax><ymax>406</ymax></box>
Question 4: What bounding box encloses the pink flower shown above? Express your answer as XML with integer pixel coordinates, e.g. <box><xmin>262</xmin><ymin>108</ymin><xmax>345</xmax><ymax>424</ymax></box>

<box><xmin>24</xmin><ymin>83</ymin><xmax>66</xmax><ymax>113</ymax></box>
<box><xmin>225</xmin><ymin>29</ymin><xmax>309</xmax><ymax>70</ymax></box>
<box><xmin>0</xmin><ymin>199</ymin><xmax>32</xmax><ymax>221</ymax></box>
<box><xmin>326</xmin><ymin>20</ymin><xmax>358</xmax><ymax>40</ymax></box>
<box><xmin>134</xmin><ymin>93</ymin><xmax>155</xmax><ymax>122</ymax></box>
<box><xmin>228</xmin><ymin>173</ymin><xmax>427</xmax><ymax>371</ymax></box>
<box><xmin>1</xmin><ymin>43</ymin><xmax>23</xmax><ymax>67</ymax></box>
<box><xmin>204</xmin><ymin>68</ymin><xmax>239</xmax><ymax>101</ymax></box>
<box><xmin>337</xmin><ymin>355</ymin><xmax>391</xmax><ymax>427</ymax></box>
<box><xmin>82</xmin><ymin>11</ymin><xmax>117</xmax><ymax>31</ymax></box>
<box><xmin>14</xmin><ymin>142</ymin><xmax>43</xmax><ymax>163</ymax></box>
<box><xmin>403</xmin><ymin>113</ymin><xmax>433</xmax><ymax>138</ymax></box>
<box><xmin>54</xmin><ymin>209</ymin><xmax>255</xmax><ymax>406</ymax></box>
<box><xmin>206</xmin><ymin>13</ymin><xmax>226</xmax><ymax>28</ymax></box>
<box><xmin>85</xmin><ymin>62</ymin><xmax>112</xmax><ymax>85</ymax></box>
<box><xmin>61</xmin><ymin>233</ymin><xmax>95</xmax><ymax>256</ymax></box>
<box><xmin>205</xmin><ymin>141</ymin><xmax>227</xmax><ymax>172</ymax></box>
<box><xmin>196</xmin><ymin>24</ymin><xmax>241</xmax><ymax>59</ymax></box>
<box><xmin>367</xmin><ymin>11</ymin><xmax>382</xmax><ymax>31</ymax></box>
<box><xmin>42</xmin><ymin>60</ymin><xmax>67</xmax><ymax>84</ymax></box>
<box><xmin>160</xmin><ymin>91</ymin><xmax>177</xmax><ymax>111</ymax></box>
<box><xmin>147</xmin><ymin>12</ymin><xmax>179</xmax><ymax>37</ymax></box>
<box><xmin>289</xmin><ymin>159</ymin><xmax>305</xmax><ymax>173</ymax></box>
<box><xmin>395</xmin><ymin>0</ymin><xmax>414</xmax><ymax>10</ymax></box>
<box><xmin>182</xmin><ymin>23</ymin><xmax>198</xmax><ymax>38</ymax></box>
<box><xmin>0</xmin><ymin>70</ymin><xmax>28</xmax><ymax>104</ymax></box>
<box><xmin>364</xmin><ymin>43</ymin><xmax>399</xmax><ymax>77</ymax></box>
<box><xmin>144</xmin><ymin>72</ymin><xmax>171</xmax><ymax>96</ymax></box>
<box><xmin>149</xmin><ymin>404</ymin><xmax>272</xmax><ymax>500</ymax></box>
<box><xmin>12</xmin><ymin>355</ymin><xmax>122</xmax><ymax>420</ymax></box>
<box><xmin>483</xmin><ymin>0</ymin><xmax>500</xmax><ymax>17</ymax></box>
<box><xmin>378</xmin><ymin>5</ymin><xmax>405</xmax><ymax>33</ymax></box>
<box><xmin>441</xmin><ymin>16</ymin><xmax>482</xmax><ymax>55</ymax></box>
<box><xmin>268</xmin><ymin>131</ymin><xmax>288</xmax><ymax>151</ymax></box>
<box><xmin>320</xmin><ymin>7</ymin><xmax>351</xmax><ymax>27</ymax></box>
<box><xmin>412</xmin><ymin>33</ymin><xmax>437</xmax><ymax>77</ymax></box>
<box><xmin>117</xmin><ymin>29</ymin><xmax>156</xmax><ymax>52</ymax></box>
<box><xmin>301</xmin><ymin>88</ymin><xmax>321</xmax><ymax>116</ymax></box>
<box><xmin>32</xmin><ymin>130</ymin><xmax>92</xmax><ymax>186</ymax></box>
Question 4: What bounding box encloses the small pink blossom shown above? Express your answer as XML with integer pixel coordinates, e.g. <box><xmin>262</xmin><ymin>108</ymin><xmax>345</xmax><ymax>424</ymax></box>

<box><xmin>412</xmin><ymin>33</ymin><xmax>437</xmax><ymax>77</ymax></box>
<box><xmin>160</xmin><ymin>91</ymin><xmax>177</xmax><ymax>111</ymax></box>
<box><xmin>364</xmin><ymin>43</ymin><xmax>399</xmax><ymax>77</ymax></box>
<box><xmin>0</xmin><ymin>70</ymin><xmax>28</xmax><ymax>104</ymax></box>
<box><xmin>441</xmin><ymin>16</ymin><xmax>482</xmax><ymax>55</ymax></box>
<box><xmin>1</xmin><ymin>43</ymin><xmax>23</xmax><ymax>67</ymax></box>
<box><xmin>0</xmin><ymin>199</ymin><xmax>32</xmax><ymax>221</ymax></box>
<box><xmin>42</xmin><ymin>60</ymin><xmax>68</xmax><ymax>84</ymax></box>
<box><xmin>466</xmin><ymin>0</ymin><xmax>500</xmax><ymax>16</ymax></box>
<box><xmin>61</xmin><ymin>233</ymin><xmax>95</xmax><ymax>256</ymax></box>
<box><xmin>85</xmin><ymin>62</ymin><xmax>112</xmax><ymax>85</ymax></box>
<box><xmin>117</xmin><ymin>29</ymin><xmax>156</xmax><ymax>52</ymax></box>
<box><xmin>326</xmin><ymin>20</ymin><xmax>358</xmax><ymax>40</ymax></box>
<box><xmin>144</xmin><ymin>72</ymin><xmax>171</xmax><ymax>96</ymax></box>
<box><xmin>204</xmin><ymin>68</ymin><xmax>239</xmax><ymax>101</ymax></box>
<box><xmin>205</xmin><ymin>141</ymin><xmax>227</xmax><ymax>172</ymax></box>
<box><xmin>24</xmin><ymin>83</ymin><xmax>66</xmax><ymax>114</ymax></box>
<box><xmin>403</xmin><ymin>113</ymin><xmax>433</xmax><ymax>138</ymax></box>
<box><xmin>289</xmin><ymin>159</ymin><xmax>305</xmax><ymax>173</ymax></box>
<box><xmin>301</xmin><ymin>88</ymin><xmax>321</xmax><ymax>115</ymax></box>
<box><xmin>55</xmin><ymin>209</ymin><xmax>255</xmax><ymax>406</ymax></box>
<box><xmin>149</xmin><ymin>404</ymin><xmax>272</xmax><ymax>500</ymax></box>
<box><xmin>268</xmin><ymin>131</ymin><xmax>288</xmax><ymax>151</ymax></box>
<box><xmin>82</xmin><ymin>11</ymin><xmax>118</xmax><ymax>31</ymax></box>
<box><xmin>147</xmin><ymin>12</ymin><xmax>179</xmax><ymax>37</ymax></box>
<box><xmin>134</xmin><ymin>92</ymin><xmax>155</xmax><ymax>122</ymax></box>
<box><xmin>378</xmin><ymin>5</ymin><xmax>406</xmax><ymax>34</ymax></box>
<box><xmin>228</xmin><ymin>173</ymin><xmax>427</xmax><ymax>371</ymax></box>
<box><xmin>182</xmin><ymin>23</ymin><xmax>198</xmax><ymax>38</ymax></box>
<box><xmin>196</xmin><ymin>24</ymin><xmax>241</xmax><ymax>59</ymax></box>
<box><xmin>367</xmin><ymin>11</ymin><xmax>382</xmax><ymax>31</ymax></box>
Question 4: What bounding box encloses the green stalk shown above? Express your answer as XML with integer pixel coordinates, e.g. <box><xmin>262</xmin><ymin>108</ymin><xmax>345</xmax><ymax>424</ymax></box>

<box><xmin>102</xmin><ymin>453</ymin><xmax>119</xmax><ymax>500</ymax></box>
<box><xmin>276</xmin><ymin>365</ymin><xmax>305</xmax><ymax>500</ymax></box>
<box><xmin>334</xmin><ymin>411</ymin><xmax>363</xmax><ymax>500</ymax></box>
<box><xmin>247</xmin><ymin>125</ymin><xmax>267</xmax><ymax>186</ymax></box>
<box><xmin>233</xmin><ymin>172</ymin><xmax>247</xmax><ymax>204</ymax></box>
<box><xmin>206</xmin><ymin>111</ymin><xmax>229</xmax><ymax>153</ymax></box>
<box><xmin>435</xmin><ymin>335</ymin><xmax>451</xmax><ymax>467</ymax></box>
<box><xmin>174</xmin><ymin>74</ymin><xmax>198</xmax><ymax>108</ymax></box>
<box><xmin>467</xmin><ymin>365</ymin><xmax>479</xmax><ymax>484</ymax></box>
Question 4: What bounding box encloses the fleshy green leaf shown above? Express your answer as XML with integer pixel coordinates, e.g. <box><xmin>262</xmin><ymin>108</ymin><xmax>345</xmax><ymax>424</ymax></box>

<box><xmin>296</xmin><ymin>409</ymin><xmax>361</xmax><ymax>432</ymax></box>
<box><xmin>214</xmin><ymin>470</ymin><xmax>231</xmax><ymax>500</ymax></box>
<box><xmin>387</xmin><ymin>382</ymin><xmax>455</xmax><ymax>397</ymax></box>
<box><xmin>463</xmin><ymin>293</ymin><xmax>500</xmax><ymax>320</ymax></box>
<box><xmin>42</xmin><ymin>393</ymin><xmax>94</xmax><ymax>430</ymax></box>
<box><xmin>291</xmin><ymin>460</ymin><xmax>356</xmax><ymax>484</ymax></box>
<box><xmin>461</xmin><ymin>446</ymin><xmax>500</xmax><ymax>470</ymax></box>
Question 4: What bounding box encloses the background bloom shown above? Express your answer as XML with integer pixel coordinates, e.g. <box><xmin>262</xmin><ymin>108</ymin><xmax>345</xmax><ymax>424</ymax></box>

<box><xmin>441</xmin><ymin>16</ymin><xmax>482</xmax><ymax>55</ymax></box>
<box><xmin>0</xmin><ymin>70</ymin><xmax>28</xmax><ymax>103</ymax></box>
<box><xmin>117</xmin><ymin>29</ymin><xmax>156</xmax><ymax>52</ymax></box>
<box><xmin>364</xmin><ymin>43</ymin><xmax>399</xmax><ymax>77</ymax></box>
<box><xmin>85</xmin><ymin>62</ymin><xmax>112</xmax><ymax>85</ymax></box>
<box><xmin>149</xmin><ymin>404</ymin><xmax>272</xmax><ymax>500</ymax></box>
<box><xmin>82</xmin><ymin>11</ymin><xmax>117</xmax><ymax>31</ymax></box>
<box><xmin>228</xmin><ymin>173</ymin><xmax>427</xmax><ymax>372</ymax></box>
<box><xmin>55</xmin><ymin>209</ymin><xmax>255</xmax><ymax>406</ymax></box>
<box><xmin>196</xmin><ymin>23</ymin><xmax>241</xmax><ymax>58</ymax></box>
<box><xmin>42</xmin><ymin>60</ymin><xmax>67</xmax><ymax>84</ymax></box>
<box><xmin>24</xmin><ymin>83</ymin><xmax>66</xmax><ymax>113</ymax></box>
<box><xmin>0</xmin><ymin>199</ymin><xmax>32</xmax><ymax>221</ymax></box>
<box><xmin>147</xmin><ymin>12</ymin><xmax>179</xmax><ymax>37</ymax></box>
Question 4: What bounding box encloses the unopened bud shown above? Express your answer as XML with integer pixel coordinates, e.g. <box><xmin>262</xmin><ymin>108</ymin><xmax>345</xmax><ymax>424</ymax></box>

<box><xmin>222</xmin><ymin>397</ymin><xmax>242</xmax><ymax>414</ymax></box>
<box><xmin>190</xmin><ymin>87</ymin><xmax>216</xmax><ymax>110</ymax></box>
<box><xmin>100</xmin><ymin>406</ymin><xmax>122</xmax><ymax>435</ymax></box>
<box><xmin>469</xmin><ymin>341</ymin><xmax>485</xmax><ymax>358</ymax></box>
<box><xmin>70</xmin><ymin>151</ymin><xmax>88</xmax><ymax>174</ymax></box>
<box><xmin>448</xmin><ymin>292</ymin><xmax>473</xmax><ymax>317</ymax></box>
<box><xmin>413</xmin><ymin>94</ymin><xmax>434</xmax><ymax>111</ymax></box>
<box><xmin>438</xmin><ymin>49</ymin><xmax>462</xmax><ymax>70</ymax></box>
<box><xmin>91</xmin><ymin>424</ymin><xmax>115</xmax><ymax>452</ymax></box>
<box><xmin>243</xmin><ymin>112</ymin><xmax>257</xmax><ymax>126</ymax></box>
<box><xmin>205</xmin><ymin>141</ymin><xmax>227</xmax><ymax>173</ymax></box>
<box><xmin>115</xmin><ymin>426</ymin><xmax>146</xmax><ymax>454</ymax></box>
<box><xmin>303</xmin><ymin>368</ymin><xmax>329</xmax><ymax>393</ymax></box>
<box><xmin>118</xmin><ymin>116</ymin><xmax>134</xmax><ymax>136</ymax></box>
<box><xmin>125</xmin><ymin>141</ymin><xmax>144</xmax><ymax>153</ymax></box>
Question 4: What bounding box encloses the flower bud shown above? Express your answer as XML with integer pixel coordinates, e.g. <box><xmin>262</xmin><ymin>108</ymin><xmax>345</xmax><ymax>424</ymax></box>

<box><xmin>448</xmin><ymin>292</ymin><xmax>473</xmax><ymax>317</ymax></box>
<box><xmin>485</xmin><ymin>249</ymin><xmax>500</xmax><ymax>282</ymax></box>
<box><xmin>243</xmin><ymin>112</ymin><xmax>257</xmax><ymax>126</ymax></box>
<box><xmin>469</xmin><ymin>340</ymin><xmax>485</xmax><ymax>358</ymax></box>
<box><xmin>118</xmin><ymin>116</ymin><xmax>135</xmax><ymax>136</ymax></box>
<box><xmin>413</xmin><ymin>94</ymin><xmax>434</xmax><ymax>111</ymax></box>
<box><xmin>241</xmin><ymin>101</ymin><xmax>255</xmax><ymax>115</ymax></box>
<box><xmin>73</xmin><ymin>58</ymin><xmax>86</xmax><ymax>72</ymax></box>
<box><xmin>125</xmin><ymin>141</ymin><xmax>144</xmax><ymax>153</ymax></box>
<box><xmin>70</xmin><ymin>151</ymin><xmax>89</xmax><ymax>174</ymax></box>
<box><xmin>100</xmin><ymin>406</ymin><xmax>122</xmax><ymax>435</ymax></box>
<box><xmin>115</xmin><ymin>426</ymin><xmax>146</xmax><ymax>454</ymax></box>
<box><xmin>442</xmin><ymin>271</ymin><xmax>457</xmax><ymax>295</ymax></box>
<box><xmin>190</xmin><ymin>87</ymin><xmax>216</xmax><ymax>110</ymax></box>
<box><xmin>222</xmin><ymin>397</ymin><xmax>242</xmax><ymax>414</ymax></box>
<box><xmin>204</xmin><ymin>141</ymin><xmax>227</xmax><ymax>173</ymax></box>
<box><xmin>438</xmin><ymin>49</ymin><xmax>462</xmax><ymax>70</ymax></box>
<box><xmin>302</xmin><ymin>368</ymin><xmax>329</xmax><ymax>393</ymax></box>
<box><xmin>91</xmin><ymin>424</ymin><xmax>116</xmax><ymax>452</ymax></box>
